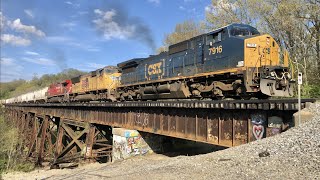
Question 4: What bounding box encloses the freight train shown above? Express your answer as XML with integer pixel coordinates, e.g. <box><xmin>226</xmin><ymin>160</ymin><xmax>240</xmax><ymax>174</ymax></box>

<box><xmin>1</xmin><ymin>23</ymin><xmax>294</xmax><ymax>104</ymax></box>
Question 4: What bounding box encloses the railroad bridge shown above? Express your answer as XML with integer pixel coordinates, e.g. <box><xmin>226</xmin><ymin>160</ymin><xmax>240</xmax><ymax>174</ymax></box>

<box><xmin>2</xmin><ymin>99</ymin><xmax>315</xmax><ymax>167</ymax></box>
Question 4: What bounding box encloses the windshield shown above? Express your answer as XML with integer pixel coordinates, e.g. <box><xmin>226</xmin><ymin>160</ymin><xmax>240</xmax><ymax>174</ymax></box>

<box><xmin>104</xmin><ymin>68</ymin><xmax>118</xmax><ymax>74</ymax></box>
<box><xmin>229</xmin><ymin>26</ymin><xmax>260</xmax><ymax>37</ymax></box>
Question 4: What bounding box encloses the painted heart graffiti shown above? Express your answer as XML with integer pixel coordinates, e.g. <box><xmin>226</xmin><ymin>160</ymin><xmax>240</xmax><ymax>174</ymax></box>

<box><xmin>253</xmin><ymin>125</ymin><xmax>264</xmax><ymax>140</ymax></box>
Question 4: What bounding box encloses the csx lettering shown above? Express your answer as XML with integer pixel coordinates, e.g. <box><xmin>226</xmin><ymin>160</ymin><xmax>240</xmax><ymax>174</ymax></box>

<box><xmin>209</xmin><ymin>45</ymin><xmax>223</xmax><ymax>55</ymax></box>
<box><xmin>148</xmin><ymin>62</ymin><xmax>162</xmax><ymax>75</ymax></box>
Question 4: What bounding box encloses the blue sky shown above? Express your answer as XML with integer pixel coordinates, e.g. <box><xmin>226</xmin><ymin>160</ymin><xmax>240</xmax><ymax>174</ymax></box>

<box><xmin>0</xmin><ymin>0</ymin><xmax>211</xmax><ymax>82</ymax></box>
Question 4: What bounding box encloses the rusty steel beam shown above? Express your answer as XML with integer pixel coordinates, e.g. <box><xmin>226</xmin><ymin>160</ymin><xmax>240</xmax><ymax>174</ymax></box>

<box><xmin>27</xmin><ymin>115</ymin><xmax>39</xmax><ymax>158</ymax></box>
<box><xmin>53</xmin><ymin>120</ymin><xmax>90</xmax><ymax>165</ymax></box>
<box><xmin>85</xmin><ymin>125</ymin><xmax>95</xmax><ymax>159</ymax></box>
<box><xmin>36</xmin><ymin>115</ymin><xmax>49</xmax><ymax>166</ymax></box>
<box><xmin>54</xmin><ymin>118</ymin><xmax>64</xmax><ymax>161</ymax></box>
<box><xmin>4</xmin><ymin>104</ymin><xmax>296</xmax><ymax>147</ymax></box>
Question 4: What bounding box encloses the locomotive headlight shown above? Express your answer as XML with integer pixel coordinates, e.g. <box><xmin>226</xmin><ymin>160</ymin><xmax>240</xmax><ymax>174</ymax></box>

<box><xmin>237</xmin><ymin>61</ymin><xmax>244</xmax><ymax>67</ymax></box>
<box><xmin>246</xmin><ymin>43</ymin><xmax>257</xmax><ymax>48</ymax></box>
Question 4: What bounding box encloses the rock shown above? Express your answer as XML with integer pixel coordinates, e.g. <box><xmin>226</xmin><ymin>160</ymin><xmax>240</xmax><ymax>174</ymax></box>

<box><xmin>258</xmin><ymin>150</ymin><xmax>270</xmax><ymax>157</ymax></box>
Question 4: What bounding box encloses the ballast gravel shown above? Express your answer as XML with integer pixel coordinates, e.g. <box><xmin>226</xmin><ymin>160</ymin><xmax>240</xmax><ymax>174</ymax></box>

<box><xmin>3</xmin><ymin>102</ymin><xmax>320</xmax><ymax>180</ymax></box>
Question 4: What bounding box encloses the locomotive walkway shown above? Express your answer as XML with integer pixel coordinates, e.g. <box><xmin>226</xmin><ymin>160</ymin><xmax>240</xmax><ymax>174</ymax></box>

<box><xmin>3</xmin><ymin>98</ymin><xmax>315</xmax><ymax>167</ymax></box>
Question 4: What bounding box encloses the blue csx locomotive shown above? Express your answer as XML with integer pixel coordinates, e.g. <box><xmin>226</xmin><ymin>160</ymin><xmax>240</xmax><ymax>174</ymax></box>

<box><xmin>117</xmin><ymin>23</ymin><xmax>294</xmax><ymax>100</ymax></box>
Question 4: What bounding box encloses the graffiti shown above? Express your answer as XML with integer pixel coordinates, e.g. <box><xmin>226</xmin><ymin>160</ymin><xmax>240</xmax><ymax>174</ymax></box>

<box><xmin>135</xmin><ymin>111</ymin><xmax>149</xmax><ymax>126</ymax></box>
<box><xmin>251</xmin><ymin>113</ymin><xmax>266</xmax><ymax>140</ymax></box>
<box><xmin>112</xmin><ymin>129</ymin><xmax>152</xmax><ymax>161</ymax></box>
<box><xmin>125</xmin><ymin>130</ymin><xmax>139</xmax><ymax>138</ymax></box>
<box><xmin>113</xmin><ymin>135</ymin><xmax>127</xmax><ymax>160</ymax></box>
<box><xmin>252</xmin><ymin>125</ymin><xmax>264</xmax><ymax>140</ymax></box>
<box><xmin>251</xmin><ymin>113</ymin><xmax>266</xmax><ymax>125</ymax></box>
<box><xmin>85</xmin><ymin>146</ymin><xmax>92</xmax><ymax>157</ymax></box>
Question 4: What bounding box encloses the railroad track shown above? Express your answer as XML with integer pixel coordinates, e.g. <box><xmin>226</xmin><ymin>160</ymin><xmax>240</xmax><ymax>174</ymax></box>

<box><xmin>6</xmin><ymin>98</ymin><xmax>316</xmax><ymax>111</ymax></box>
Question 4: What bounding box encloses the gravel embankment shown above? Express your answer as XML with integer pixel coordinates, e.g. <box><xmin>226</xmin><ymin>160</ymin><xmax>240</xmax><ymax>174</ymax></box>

<box><xmin>3</xmin><ymin>103</ymin><xmax>320</xmax><ymax>180</ymax></box>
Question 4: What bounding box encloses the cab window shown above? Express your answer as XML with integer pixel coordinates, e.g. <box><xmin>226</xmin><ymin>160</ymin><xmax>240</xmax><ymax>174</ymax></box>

<box><xmin>206</xmin><ymin>32</ymin><xmax>222</xmax><ymax>46</ymax></box>
<box><xmin>105</xmin><ymin>68</ymin><xmax>117</xmax><ymax>74</ymax></box>
<box><xmin>229</xmin><ymin>26</ymin><xmax>260</xmax><ymax>37</ymax></box>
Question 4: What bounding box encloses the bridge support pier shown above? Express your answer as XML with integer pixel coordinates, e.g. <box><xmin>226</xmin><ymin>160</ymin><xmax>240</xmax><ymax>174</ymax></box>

<box><xmin>112</xmin><ymin>128</ymin><xmax>155</xmax><ymax>161</ymax></box>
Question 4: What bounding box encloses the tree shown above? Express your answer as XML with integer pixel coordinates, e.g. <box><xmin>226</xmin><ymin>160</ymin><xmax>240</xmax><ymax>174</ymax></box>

<box><xmin>157</xmin><ymin>20</ymin><xmax>204</xmax><ymax>53</ymax></box>
<box><xmin>0</xmin><ymin>68</ymin><xmax>87</xmax><ymax>99</ymax></box>
<box><xmin>205</xmin><ymin>0</ymin><xmax>320</xmax><ymax>97</ymax></box>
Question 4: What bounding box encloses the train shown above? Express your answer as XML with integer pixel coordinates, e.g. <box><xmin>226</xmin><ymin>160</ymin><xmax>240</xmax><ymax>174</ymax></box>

<box><xmin>1</xmin><ymin>23</ymin><xmax>294</xmax><ymax>104</ymax></box>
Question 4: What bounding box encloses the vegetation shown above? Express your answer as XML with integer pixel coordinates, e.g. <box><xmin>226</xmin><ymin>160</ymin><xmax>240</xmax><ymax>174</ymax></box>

<box><xmin>158</xmin><ymin>0</ymin><xmax>319</xmax><ymax>98</ymax></box>
<box><xmin>0</xmin><ymin>68</ymin><xmax>86</xmax><ymax>99</ymax></box>
<box><xmin>157</xmin><ymin>20</ymin><xmax>205</xmax><ymax>53</ymax></box>
<box><xmin>205</xmin><ymin>0</ymin><xmax>320</xmax><ymax>98</ymax></box>
<box><xmin>0</xmin><ymin>108</ymin><xmax>34</xmax><ymax>175</ymax></box>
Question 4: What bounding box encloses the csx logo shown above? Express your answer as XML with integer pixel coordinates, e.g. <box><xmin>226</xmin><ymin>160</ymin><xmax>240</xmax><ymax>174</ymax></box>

<box><xmin>148</xmin><ymin>62</ymin><xmax>162</xmax><ymax>75</ymax></box>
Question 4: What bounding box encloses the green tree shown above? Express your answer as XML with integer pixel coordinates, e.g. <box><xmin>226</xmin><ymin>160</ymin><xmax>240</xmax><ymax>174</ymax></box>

<box><xmin>0</xmin><ymin>68</ymin><xmax>87</xmax><ymax>99</ymax></box>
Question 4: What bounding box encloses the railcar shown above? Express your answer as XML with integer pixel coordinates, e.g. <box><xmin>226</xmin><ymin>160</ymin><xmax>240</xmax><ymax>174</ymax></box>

<box><xmin>33</xmin><ymin>87</ymin><xmax>48</xmax><ymax>103</ymax></box>
<box><xmin>117</xmin><ymin>23</ymin><xmax>294</xmax><ymax>100</ymax></box>
<box><xmin>47</xmin><ymin>80</ymin><xmax>72</xmax><ymax>102</ymax></box>
<box><xmin>70</xmin><ymin>66</ymin><xmax>121</xmax><ymax>102</ymax></box>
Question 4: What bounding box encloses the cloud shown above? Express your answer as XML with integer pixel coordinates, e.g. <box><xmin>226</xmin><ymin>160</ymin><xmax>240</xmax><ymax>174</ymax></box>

<box><xmin>65</xmin><ymin>1</ymin><xmax>72</xmax><ymax>5</ymax></box>
<box><xmin>60</xmin><ymin>22</ymin><xmax>77</xmax><ymax>29</ymax></box>
<box><xmin>22</xmin><ymin>57</ymin><xmax>56</xmax><ymax>66</ymax></box>
<box><xmin>0</xmin><ymin>57</ymin><xmax>24</xmax><ymax>82</ymax></box>
<box><xmin>86</xmin><ymin>47</ymin><xmax>100</xmax><ymax>52</ymax></box>
<box><xmin>46</xmin><ymin>36</ymin><xmax>71</xmax><ymax>43</ymax></box>
<box><xmin>8</xmin><ymin>19</ymin><xmax>45</xmax><ymax>37</ymax></box>
<box><xmin>25</xmin><ymin>51</ymin><xmax>40</xmax><ymax>56</ymax></box>
<box><xmin>93</xmin><ymin>9</ymin><xmax>134</xmax><ymax>39</ymax></box>
<box><xmin>46</xmin><ymin>36</ymin><xmax>100</xmax><ymax>52</ymax></box>
<box><xmin>1</xmin><ymin>12</ymin><xmax>45</xmax><ymax>47</ymax></box>
<box><xmin>24</xmin><ymin>9</ymin><xmax>34</xmax><ymax>18</ymax></box>
<box><xmin>78</xmin><ymin>11</ymin><xmax>88</xmax><ymax>15</ymax></box>
<box><xmin>92</xmin><ymin>8</ymin><xmax>155</xmax><ymax>50</ymax></box>
<box><xmin>1</xmin><ymin>34</ymin><xmax>31</xmax><ymax>46</ymax></box>
<box><xmin>0</xmin><ymin>12</ymin><xmax>5</xmax><ymax>29</ymax></box>
<box><xmin>179</xmin><ymin>6</ymin><xmax>186</xmax><ymax>10</ymax></box>
<box><xmin>148</xmin><ymin>0</ymin><xmax>160</xmax><ymax>4</ymax></box>
<box><xmin>65</xmin><ymin>1</ymin><xmax>80</xmax><ymax>8</ymax></box>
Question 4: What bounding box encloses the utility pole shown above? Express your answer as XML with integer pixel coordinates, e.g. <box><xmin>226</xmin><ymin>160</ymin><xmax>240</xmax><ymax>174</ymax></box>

<box><xmin>298</xmin><ymin>72</ymin><xmax>302</xmax><ymax>125</ymax></box>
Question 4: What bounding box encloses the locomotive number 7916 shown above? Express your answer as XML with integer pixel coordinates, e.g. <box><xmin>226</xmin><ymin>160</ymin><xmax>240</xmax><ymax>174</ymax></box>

<box><xmin>209</xmin><ymin>45</ymin><xmax>223</xmax><ymax>55</ymax></box>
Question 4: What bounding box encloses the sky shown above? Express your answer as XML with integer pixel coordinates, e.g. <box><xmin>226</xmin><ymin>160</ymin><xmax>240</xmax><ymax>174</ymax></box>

<box><xmin>0</xmin><ymin>0</ymin><xmax>211</xmax><ymax>82</ymax></box>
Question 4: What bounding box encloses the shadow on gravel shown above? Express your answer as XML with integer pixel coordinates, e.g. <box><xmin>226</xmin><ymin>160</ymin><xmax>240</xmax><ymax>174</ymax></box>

<box><xmin>141</xmin><ymin>132</ymin><xmax>227</xmax><ymax>157</ymax></box>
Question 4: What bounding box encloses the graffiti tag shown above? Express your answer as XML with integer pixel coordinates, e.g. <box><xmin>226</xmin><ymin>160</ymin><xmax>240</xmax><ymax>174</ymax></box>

<box><xmin>135</xmin><ymin>111</ymin><xmax>149</xmax><ymax>126</ymax></box>
<box><xmin>251</xmin><ymin>113</ymin><xmax>266</xmax><ymax>140</ymax></box>
<box><xmin>252</xmin><ymin>125</ymin><xmax>264</xmax><ymax>140</ymax></box>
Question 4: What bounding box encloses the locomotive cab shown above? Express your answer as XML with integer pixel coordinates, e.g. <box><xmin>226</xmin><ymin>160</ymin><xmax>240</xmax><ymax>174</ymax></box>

<box><xmin>243</xmin><ymin>29</ymin><xmax>294</xmax><ymax>97</ymax></box>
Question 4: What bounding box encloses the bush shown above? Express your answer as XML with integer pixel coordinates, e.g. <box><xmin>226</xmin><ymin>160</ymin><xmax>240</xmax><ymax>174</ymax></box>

<box><xmin>0</xmin><ymin>109</ymin><xmax>35</xmax><ymax>174</ymax></box>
